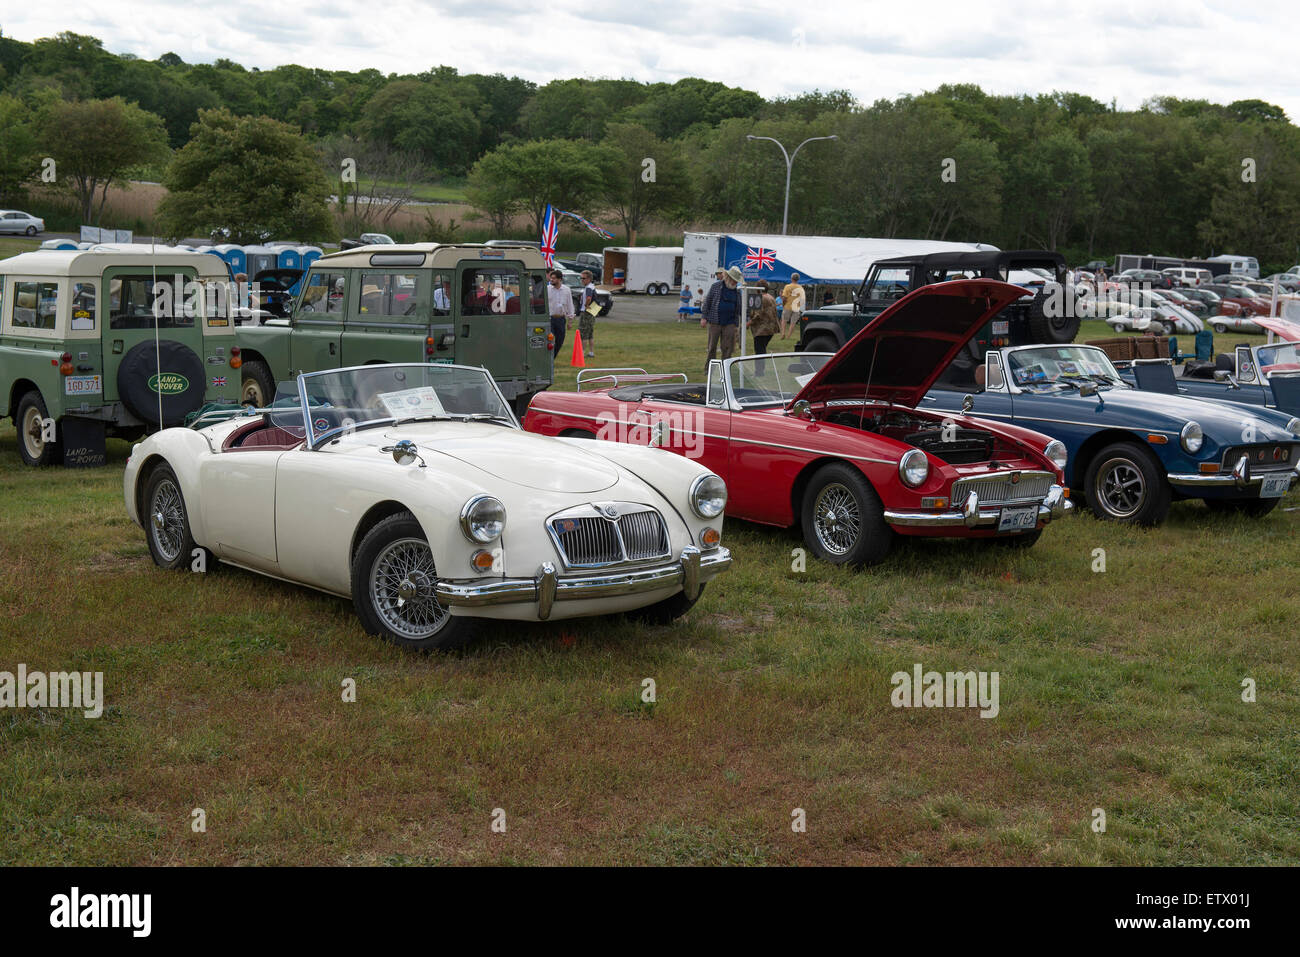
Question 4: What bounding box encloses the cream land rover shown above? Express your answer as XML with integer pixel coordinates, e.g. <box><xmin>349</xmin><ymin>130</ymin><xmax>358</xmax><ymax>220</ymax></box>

<box><xmin>0</xmin><ymin>245</ymin><xmax>243</xmax><ymax>466</ymax></box>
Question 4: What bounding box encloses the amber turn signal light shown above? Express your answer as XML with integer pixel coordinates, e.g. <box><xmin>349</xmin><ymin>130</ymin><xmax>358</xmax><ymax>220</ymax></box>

<box><xmin>700</xmin><ymin>527</ymin><xmax>721</xmax><ymax>548</ymax></box>
<box><xmin>471</xmin><ymin>550</ymin><xmax>496</xmax><ymax>572</ymax></box>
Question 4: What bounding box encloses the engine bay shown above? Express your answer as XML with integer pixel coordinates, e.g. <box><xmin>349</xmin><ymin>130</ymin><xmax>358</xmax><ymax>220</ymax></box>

<box><xmin>823</xmin><ymin>408</ymin><xmax>1013</xmax><ymax>465</ymax></box>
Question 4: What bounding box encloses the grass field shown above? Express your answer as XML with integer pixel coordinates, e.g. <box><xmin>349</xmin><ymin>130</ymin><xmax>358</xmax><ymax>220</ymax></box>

<box><xmin>2</xmin><ymin>316</ymin><xmax>1298</xmax><ymax>866</ymax></box>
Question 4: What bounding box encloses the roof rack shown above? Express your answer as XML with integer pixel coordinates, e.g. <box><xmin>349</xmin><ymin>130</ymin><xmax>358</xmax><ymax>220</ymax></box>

<box><xmin>576</xmin><ymin>368</ymin><xmax>688</xmax><ymax>391</ymax></box>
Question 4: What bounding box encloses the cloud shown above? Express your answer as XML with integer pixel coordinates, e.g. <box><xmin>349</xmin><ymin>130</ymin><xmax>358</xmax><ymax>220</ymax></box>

<box><xmin>3</xmin><ymin>0</ymin><xmax>1297</xmax><ymax>120</ymax></box>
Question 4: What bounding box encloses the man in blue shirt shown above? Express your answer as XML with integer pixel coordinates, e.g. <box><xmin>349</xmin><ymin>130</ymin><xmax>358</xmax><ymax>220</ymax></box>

<box><xmin>701</xmin><ymin>265</ymin><xmax>743</xmax><ymax>366</ymax></box>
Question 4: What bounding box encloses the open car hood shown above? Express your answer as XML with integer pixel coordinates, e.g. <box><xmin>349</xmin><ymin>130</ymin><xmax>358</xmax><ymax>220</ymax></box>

<box><xmin>794</xmin><ymin>279</ymin><xmax>1030</xmax><ymax>409</ymax></box>
<box><xmin>1253</xmin><ymin>315</ymin><xmax>1300</xmax><ymax>342</ymax></box>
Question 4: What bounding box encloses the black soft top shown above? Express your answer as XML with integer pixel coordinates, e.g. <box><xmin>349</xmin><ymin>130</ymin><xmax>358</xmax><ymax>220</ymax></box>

<box><xmin>871</xmin><ymin>249</ymin><xmax>1066</xmax><ymax>280</ymax></box>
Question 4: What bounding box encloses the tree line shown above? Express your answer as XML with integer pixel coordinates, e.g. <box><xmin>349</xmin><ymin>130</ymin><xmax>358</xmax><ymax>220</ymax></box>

<box><xmin>1</xmin><ymin>30</ymin><xmax>1298</xmax><ymax>268</ymax></box>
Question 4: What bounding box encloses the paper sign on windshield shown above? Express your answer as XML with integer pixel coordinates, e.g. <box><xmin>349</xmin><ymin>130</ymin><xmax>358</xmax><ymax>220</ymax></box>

<box><xmin>378</xmin><ymin>387</ymin><xmax>447</xmax><ymax>420</ymax></box>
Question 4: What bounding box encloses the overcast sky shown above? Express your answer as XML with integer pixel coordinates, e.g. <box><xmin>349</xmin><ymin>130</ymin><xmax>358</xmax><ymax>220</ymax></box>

<box><xmin>3</xmin><ymin>0</ymin><xmax>1297</xmax><ymax>120</ymax></box>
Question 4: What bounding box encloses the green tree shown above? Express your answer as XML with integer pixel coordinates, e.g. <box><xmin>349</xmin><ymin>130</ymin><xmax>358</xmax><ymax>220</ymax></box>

<box><xmin>361</xmin><ymin>79</ymin><xmax>481</xmax><ymax>175</ymax></box>
<box><xmin>601</xmin><ymin>123</ymin><xmax>690</xmax><ymax>243</ymax></box>
<box><xmin>466</xmin><ymin>139</ymin><xmax>616</xmax><ymax>237</ymax></box>
<box><xmin>40</xmin><ymin>96</ymin><xmax>169</xmax><ymax>222</ymax></box>
<box><xmin>158</xmin><ymin>108</ymin><xmax>336</xmax><ymax>243</ymax></box>
<box><xmin>0</xmin><ymin>94</ymin><xmax>39</xmax><ymax>201</ymax></box>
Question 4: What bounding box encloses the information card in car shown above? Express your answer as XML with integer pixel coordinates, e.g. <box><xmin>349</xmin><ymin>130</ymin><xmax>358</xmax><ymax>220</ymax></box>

<box><xmin>378</xmin><ymin>387</ymin><xmax>447</xmax><ymax>420</ymax></box>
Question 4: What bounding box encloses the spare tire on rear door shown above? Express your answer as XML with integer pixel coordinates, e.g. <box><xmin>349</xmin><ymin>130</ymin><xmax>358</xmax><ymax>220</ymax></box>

<box><xmin>1024</xmin><ymin>287</ymin><xmax>1082</xmax><ymax>344</ymax></box>
<box><xmin>116</xmin><ymin>341</ymin><xmax>206</xmax><ymax>428</ymax></box>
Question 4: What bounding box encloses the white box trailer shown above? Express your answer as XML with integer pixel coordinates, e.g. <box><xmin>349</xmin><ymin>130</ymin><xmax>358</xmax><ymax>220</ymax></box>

<box><xmin>682</xmin><ymin>231</ymin><xmax>995</xmax><ymax>297</ymax></box>
<box><xmin>602</xmin><ymin>246</ymin><xmax>683</xmax><ymax>295</ymax></box>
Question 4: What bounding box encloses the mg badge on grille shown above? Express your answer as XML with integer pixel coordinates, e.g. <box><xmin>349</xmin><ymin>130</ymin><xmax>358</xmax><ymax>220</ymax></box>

<box><xmin>1009</xmin><ymin>471</ymin><xmax>1021</xmax><ymax>484</ymax></box>
<box><xmin>601</xmin><ymin>504</ymin><xmax>620</xmax><ymax>520</ymax></box>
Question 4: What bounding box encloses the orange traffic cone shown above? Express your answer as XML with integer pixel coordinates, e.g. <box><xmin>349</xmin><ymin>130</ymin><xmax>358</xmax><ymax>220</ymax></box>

<box><xmin>571</xmin><ymin>330</ymin><xmax>585</xmax><ymax>367</ymax></box>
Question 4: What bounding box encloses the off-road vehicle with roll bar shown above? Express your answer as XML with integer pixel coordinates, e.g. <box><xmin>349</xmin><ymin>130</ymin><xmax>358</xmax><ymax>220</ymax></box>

<box><xmin>0</xmin><ymin>246</ymin><xmax>243</xmax><ymax>467</ymax></box>
<box><xmin>796</xmin><ymin>250</ymin><xmax>1083</xmax><ymax>359</ymax></box>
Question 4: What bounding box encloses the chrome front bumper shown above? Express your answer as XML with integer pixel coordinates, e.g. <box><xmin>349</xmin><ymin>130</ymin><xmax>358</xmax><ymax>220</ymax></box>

<box><xmin>1168</xmin><ymin>459</ymin><xmax>1299</xmax><ymax>491</ymax></box>
<box><xmin>434</xmin><ymin>545</ymin><xmax>731</xmax><ymax>619</ymax></box>
<box><xmin>885</xmin><ymin>485</ymin><xmax>1072</xmax><ymax>529</ymax></box>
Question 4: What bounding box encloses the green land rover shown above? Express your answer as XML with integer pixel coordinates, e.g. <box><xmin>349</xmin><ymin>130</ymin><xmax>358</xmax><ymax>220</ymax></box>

<box><xmin>235</xmin><ymin>243</ymin><xmax>556</xmax><ymax>413</ymax></box>
<box><xmin>0</xmin><ymin>246</ymin><xmax>241</xmax><ymax>467</ymax></box>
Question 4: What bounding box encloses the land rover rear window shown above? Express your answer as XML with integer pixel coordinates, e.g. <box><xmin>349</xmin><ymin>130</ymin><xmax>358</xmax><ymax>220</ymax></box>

<box><xmin>529</xmin><ymin>271</ymin><xmax>549</xmax><ymax>316</ymax></box>
<box><xmin>71</xmin><ymin>282</ymin><xmax>96</xmax><ymax>331</ymax></box>
<box><xmin>109</xmin><ymin>275</ymin><xmax>195</xmax><ymax>329</ymax></box>
<box><xmin>13</xmin><ymin>280</ymin><xmax>58</xmax><ymax>330</ymax></box>
<box><xmin>460</xmin><ymin>268</ymin><xmax>522</xmax><ymax>316</ymax></box>
<box><xmin>358</xmin><ymin>272</ymin><xmax>427</xmax><ymax>318</ymax></box>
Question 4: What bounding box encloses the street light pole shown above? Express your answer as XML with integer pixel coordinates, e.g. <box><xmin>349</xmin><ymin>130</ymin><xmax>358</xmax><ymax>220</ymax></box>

<box><xmin>746</xmin><ymin>133</ymin><xmax>838</xmax><ymax>234</ymax></box>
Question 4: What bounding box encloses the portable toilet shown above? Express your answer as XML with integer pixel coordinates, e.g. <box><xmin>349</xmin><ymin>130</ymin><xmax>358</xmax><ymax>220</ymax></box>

<box><xmin>242</xmin><ymin>245</ymin><xmax>279</xmax><ymax>280</ymax></box>
<box><xmin>213</xmin><ymin>244</ymin><xmax>246</xmax><ymax>277</ymax></box>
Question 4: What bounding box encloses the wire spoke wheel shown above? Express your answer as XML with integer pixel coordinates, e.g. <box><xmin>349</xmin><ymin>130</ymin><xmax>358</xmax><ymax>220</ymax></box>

<box><xmin>813</xmin><ymin>482</ymin><xmax>862</xmax><ymax>556</ymax></box>
<box><xmin>368</xmin><ymin>537</ymin><xmax>450</xmax><ymax>640</ymax></box>
<box><xmin>149</xmin><ymin>478</ymin><xmax>187</xmax><ymax>563</ymax></box>
<box><xmin>1096</xmin><ymin>457</ymin><xmax>1146</xmax><ymax>519</ymax></box>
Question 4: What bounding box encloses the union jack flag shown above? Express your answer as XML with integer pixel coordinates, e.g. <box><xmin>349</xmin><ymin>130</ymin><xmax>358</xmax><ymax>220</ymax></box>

<box><xmin>540</xmin><ymin>204</ymin><xmax>559</xmax><ymax>268</ymax></box>
<box><xmin>744</xmin><ymin>246</ymin><xmax>776</xmax><ymax>270</ymax></box>
<box><xmin>212</xmin><ymin>376</ymin><xmax>227</xmax><ymax>387</ymax></box>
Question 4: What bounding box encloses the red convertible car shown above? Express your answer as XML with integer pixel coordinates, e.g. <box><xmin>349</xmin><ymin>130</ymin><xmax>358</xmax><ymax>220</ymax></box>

<box><xmin>525</xmin><ymin>280</ymin><xmax>1072</xmax><ymax>565</ymax></box>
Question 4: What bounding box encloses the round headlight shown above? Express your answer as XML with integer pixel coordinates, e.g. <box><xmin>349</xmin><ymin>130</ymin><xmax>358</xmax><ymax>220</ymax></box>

<box><xmin>1286</xmin><ymin>417</ymin><xmax>1300</xmax><ymax>438</ymax></box>
<box><xmin>460</xmin><ymin>495</ymin><xmax>506</xmax><ymax>543</ymax></box>
<box><xmin>1044</xmin><ymin>439</ymin><xmax>1068</xmax><ymax>470</ymax></box>
<box><xmin>690</xmin><ymin>474</ymin><xmax>727</xmax><ymax>519</ymax></box>
<box><xmin>1180</xmin><ymin>421</ymin><xmax>1204</xmax><ymax>453</ymax></box>
<box><xmin>899</xmin><ymin>448</ymin><xmax>929</xmax><ymax>487</ymax></box>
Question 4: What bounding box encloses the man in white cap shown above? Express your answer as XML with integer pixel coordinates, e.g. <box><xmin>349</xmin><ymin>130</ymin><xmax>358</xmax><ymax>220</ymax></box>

<box><xmin>701</xmin><ymin>265</ymin><xmax>743</xmax><ymax>365</ymax></box>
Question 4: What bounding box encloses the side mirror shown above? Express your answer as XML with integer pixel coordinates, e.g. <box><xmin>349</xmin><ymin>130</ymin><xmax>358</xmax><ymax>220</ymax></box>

<box><xmin>789</xmin><ymin>399</ymin><xmax>814</xmax><ymax>420</ymax></box>
<box><xmin>382</xmin><ymin>439</ymin><xmax>426</xmax><ymax>467</ymax></box>
<box><xmin>1213</xmin><ymin>370</ymin><xmax>1241</xmax><ymax>390</ymax></box>
<box><xmin>1079</xmin><ymin>382</ymin><xmax>1099</xmax><ymax>397</ymax></box>
<box><xmin>961</xmin><ymin>394</ymin><xmax>974</xmax><ymax>414</ymax></box>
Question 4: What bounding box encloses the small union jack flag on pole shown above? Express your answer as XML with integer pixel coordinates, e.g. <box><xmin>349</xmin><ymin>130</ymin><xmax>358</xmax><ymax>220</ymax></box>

<box><xmin>540</xmin><ymin>204</ymin><xmax>559</xmax><ymax>268</ymax></box>
<box><xmin>743</xmin><ymin>246</ymin><xmax>776</xmax><ymax>270</ymax></box>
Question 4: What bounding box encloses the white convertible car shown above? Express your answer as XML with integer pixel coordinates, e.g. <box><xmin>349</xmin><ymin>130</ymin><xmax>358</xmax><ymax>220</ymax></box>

<box><xmin>124</xmin><ymin>363</ymin><xmax>731</xmax><ymax>649</ymax></box>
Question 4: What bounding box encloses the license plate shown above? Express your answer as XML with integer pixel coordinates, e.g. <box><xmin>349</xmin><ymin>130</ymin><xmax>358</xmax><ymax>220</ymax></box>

<box><xmin>1259</xmin><ymin>474</ymin><xmax>1290</xmax><ymax>498</ymax></box>
<box><xmin>64</xmin><ymin>375</ymin><xmax>102</xmax><ymax>396</ymax></box>
<box><xmin>997</xmin><ymin>505</ymin><xmax>1039</xmax><ymax>531</ymax></box>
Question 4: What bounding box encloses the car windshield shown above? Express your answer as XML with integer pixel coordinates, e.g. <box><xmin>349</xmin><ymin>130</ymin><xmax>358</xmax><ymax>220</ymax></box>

<box><xmin>294</xmin><ymin>364</ymin><xmax>515</xmax><ymax>447</ymax></box>
<box><xmin>1256</xmin><ymin>343</ymin><xmax>1300</xmax><ymax>369</ymax></box>
<box><xmin>1006</xmin><ymin>346</ymin><xmax>1125</xmax><ymax>391</ymax></box>
<box><xmin>727</xmin><ymin>353</ymin><xmax>832</xmax><ymax>407</ymax></box>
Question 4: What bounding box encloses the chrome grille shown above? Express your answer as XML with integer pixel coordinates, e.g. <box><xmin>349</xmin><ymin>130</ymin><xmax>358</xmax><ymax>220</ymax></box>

<box><xmin>952</xmin><ymin>471</ymin><xmax>1053</xmax><ymax>506</ymax></box>
<box><xmin>618</xmin><ymin>509</ymin><xmax>671</xmax><ymax>560</ymax></box>
<box><xmin>547</xmin><ymin>504</ymin><xmax>671</xmax><ymax>568</ymax></box>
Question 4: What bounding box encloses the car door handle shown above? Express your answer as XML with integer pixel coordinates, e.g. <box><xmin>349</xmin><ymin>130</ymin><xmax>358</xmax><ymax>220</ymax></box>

<box><xmin>329</xmin><ymin>342</ymin><xmax>336</xmax><ymax>355</ymax></box>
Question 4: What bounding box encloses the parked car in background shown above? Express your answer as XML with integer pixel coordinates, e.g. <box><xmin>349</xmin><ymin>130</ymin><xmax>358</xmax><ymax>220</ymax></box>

<box><xmin>1178</xmin><ymin>287</ymin><xmax>1239</xmax><ymax>319</ymax></box>
<box><xmin>559</xmin><ymin>268</ymin><xmax>613</xmax><ymax>316</ymax></box>
<box><xmin>359</xmin><ymin>233</ymin><xmax>395</xmax><ymax>245</ymax></box>
<box><xmin>925</xmin><ymin>343</ymin><xmax>1300</xmax><ymax>524</ymax></box>
<box><xmin>0</xmin><ymin>210</ymin><xmax>44</xmax><ymax>235</ymax></box>
<box><xmin>1162</xmin><ymin>266</ymin><xmax>1212</xmax><ymax>287</ymax></box>
<box><xmin>1116</xmin><ymin>269</ymin><xmax>1174</xmax><ymax>289</ymax></box>
<box><xmin>1118</xmin><ymin>317</ymin><xmax>1300</xmax><ymax>417</ymax></box>
<box><xmin>1262</xmin><ymin>274</ymin><xmax>1300</xmax><ymax>292</ymax></box>
<box><xmin>527</xmin><ymin>280</ymin><xmax>1073</xmax><ymax>564</ymax></box>
<box><xmin>1160</xmin><ymin>289</ymin><xmax>1208</xmax><ymax>318</ymax></box>
<box><xmin>125</xmin><ymin>363</ymin><xmax>732</xmax><ymax>650</ymax></box>
<box><xmin>1201</xmin><ymin>282</ymin><xmax>1271</xmax><ymax>318</ymax></box>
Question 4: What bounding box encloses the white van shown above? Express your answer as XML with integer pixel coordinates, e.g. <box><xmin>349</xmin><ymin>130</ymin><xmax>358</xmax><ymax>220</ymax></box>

<box><xmin>1205</xmin><ymin>254</ymin><xmax>1260</xmax><ymax>279</ymax></box>
<box><xmin>1162</xmin><ymin>266</ymin><xmax>1212</xmax><ymax>286</ymax></box>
